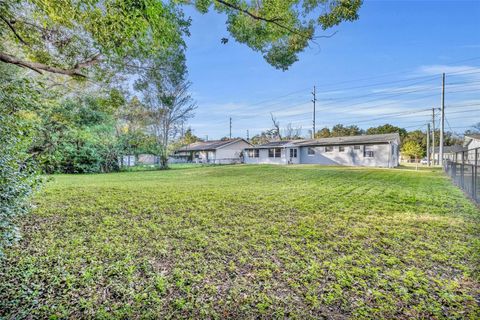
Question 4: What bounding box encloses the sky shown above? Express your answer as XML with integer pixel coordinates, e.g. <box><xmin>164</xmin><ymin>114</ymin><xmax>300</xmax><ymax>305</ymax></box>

<box><xmin>182</xmin><ymin>0</ymin><xmax>480</xmax><ymax>140</ymax></box>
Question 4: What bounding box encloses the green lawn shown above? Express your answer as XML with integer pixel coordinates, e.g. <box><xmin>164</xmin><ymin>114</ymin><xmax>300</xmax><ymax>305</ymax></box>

<box><xmin>1</xmin><ymin>165</ymin><xmax>479</xmax><ymax>319</ymax></box>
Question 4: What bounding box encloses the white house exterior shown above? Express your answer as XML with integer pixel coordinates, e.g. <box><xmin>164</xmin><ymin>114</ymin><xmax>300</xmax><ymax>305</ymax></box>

<box><xmin>464</xmin><ymin>134</ymin><xmax>480</xmax><ymax>150</ymax></box>
<box><xmin>174</xmin><ymin>139</ymin><xmax>252</xmax><ymax>164</ymax></box>
<box><xmin>243</xmin><ymin>141</ymin><xmax>301</xmax><ymax>165</ymax></box>
<box><xmin>244</xmin><ymin>133</ymin><xmax>400</xmax><ymax>167</ymax></box>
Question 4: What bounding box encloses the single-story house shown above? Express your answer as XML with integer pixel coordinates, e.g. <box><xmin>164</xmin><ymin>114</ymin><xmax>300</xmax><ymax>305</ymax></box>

<box><xmin>244</xmin><ymin>133</ymin><xmax>400</xmax><ymax>167</ymax></box>
<box><xmin>464</xmin><ymin>134</ymin><xmax>480</xmax><ymax>163</ymax></box>
<box><xmin>174</xmin><ymin>138</ymin><xmax>253</xmax><ymax>164</ymax></box>
<box><xmin>433</xmin><ymin>145</ymin><xmax>466</xmax><ymax>163</ymax></box>
<box><xmin>464</xmin><ymin>134</ymin><xmax>480</xmax><ymax>150</ymax></box>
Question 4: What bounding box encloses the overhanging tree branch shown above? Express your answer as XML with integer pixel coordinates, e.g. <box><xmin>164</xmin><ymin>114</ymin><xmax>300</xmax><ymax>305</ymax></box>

<box><xmin>0</xmin><ymin>16</ymin><xmax>28</xmax><ymax>45</ymax></box>
<box><xmin>214</xmin><ymin>0</ymin><xmax>303</xmax><ymax>37</ymax></box>
<box><xmin>0</xmin><ymin>52</ymin><xmax>101</xmax><ymax>77</ymax></box>
<box><xmin>214</xmin><ymin>0</ymin><xmax>335</xmax><ymax>41</ymax></box>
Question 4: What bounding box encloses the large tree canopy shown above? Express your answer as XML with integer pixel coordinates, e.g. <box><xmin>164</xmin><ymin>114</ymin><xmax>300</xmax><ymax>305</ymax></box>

<box><xmin>0</xmin><ymin>0</ymin><xmax>189</xmax><ymax>78</ymax></box>
<box><xmin>1</xmin><ymin>0</ymin><xmax>362</xmax><ymax>76</ymax></box>
<box><xmin>192</xmin><ymin>0</ymin><xmax>362</xmax><ymax>69</ymax></box>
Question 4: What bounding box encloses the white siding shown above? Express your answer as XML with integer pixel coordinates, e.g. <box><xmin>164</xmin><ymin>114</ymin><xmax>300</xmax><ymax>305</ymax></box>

<box><xmin>244</xmin><ymin>141</ymin><xmax>399</xmax><ymax>167</ymax></box>
<box><xmin>299</xmin><ymin>144</ymin><xmax>397</xmax><ymax>167</ymax></box>
<box><xmin>244</xmin><ymin>148</ymin><xmax>287</xmax><ymax>164</ymax></box>
<box><xmin>215</xmin><ymin>140</ymin><xmax>252</xmax><ymax>163</ymax></box>
<box><xmin>467</xmin><ymin>138</ymin><xmax>480</xmax><ymax>150</ymax></box>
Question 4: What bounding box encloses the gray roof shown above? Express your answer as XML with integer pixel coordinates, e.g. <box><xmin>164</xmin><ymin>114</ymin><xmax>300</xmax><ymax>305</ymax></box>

<box><xmin>465</xmin><ymin>134</ymin><xmax>480</xmax><ymax>140</ymax></box>
<box><xmin>295</xmin><ymin>133</ymin><xmax>401</xmax><ymax>147</ymax></box>
<box><xmin>176</xmin><ymin>138</ymin><xmax>249</xmax><ymax>152</ymax></box>
<box><xmin>246</xmin><ymin>133</ymin><xmax>400</xmax><ymax>149</ymax></box>
<box><xmin>433</xmin><ymin>145</ymin><xmax>466</xmax><ymax>153</ymax></box>
<box><xmin>246</xmin><ymin>140</ymin><xmax>299</xmax><ymax>149</ymax></box>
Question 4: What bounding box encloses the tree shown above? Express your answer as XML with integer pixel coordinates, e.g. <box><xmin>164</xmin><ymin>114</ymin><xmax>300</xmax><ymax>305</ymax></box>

<box><xmin>135</xmin><ymin>51</ymin><xmax>196</xmax><ymax>169</ymax></box>
<box><xmin>0</xmin><ymin>0</ymin><xmax>188</xmax><ymax>78</ymax></box>
<box><xmin>270</xmin><ymin>113</ymin><xmax>282</xmax><ymax>140</ymax></box>
<box><xmin>366</xmin><ymin>124</ymin><xmax>407</xmax><ymax>141</ymax></box>
<box><xmin>0</xmin><ymin>63</ymin><xmax>42</xmax><ymax>254</ymax></box>
<box><xmin>193</xmin><ymin>0</ymin><xmax>362</xmax><ymax>70</ymax></box>
<box><xmin>403</xmin><ymin>130</ymin><xmax>426</xmax><ymax>157</ymax></box>
<box><xmin>32</xmin><ymin>94</ymin><xmax>123</xmax><ymax>173</ymax></box>
<box><xmin>315</xmin><ymin>127</ymin><xmax>331</xmax><ymax>138</ymax></box>
<box><xmin>283</xmin><ymin>123</ymin><xmax>303</xmax><ymax>140</ymax></box>
<box><xmin>250</xmin><ymin>130</ymin><xmax>277</xmax><ymax>145</ymax></box>
<box><xmin>402</xmin><ymin>140</ymin><xmax>423</xmax><ymax>169</ymax></box>
<box><xmin>465</xmin><ymin>122</ymin><xmax>480</xmax><ymax>135</ymax></box>
<box><xmin>182</xmin><ymin>128</ymin><xmax>202</xmax><ymax>145</ymax></box>
<box><xmin>331</xmin><ymin>124</ymin><xmax>363</xmax><ymax>137</ymax></box>
<box><xmin>1</xmin><ymin>1</ymin><xmax>362</xmax><ymax>75</ymax></box>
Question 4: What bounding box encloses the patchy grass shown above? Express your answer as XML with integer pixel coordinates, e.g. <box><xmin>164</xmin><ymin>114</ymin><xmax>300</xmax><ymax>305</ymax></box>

<box><xmin>1</xmin><ymin>165</ymin><xmax>479</xmax><ymax>319</ymax></box>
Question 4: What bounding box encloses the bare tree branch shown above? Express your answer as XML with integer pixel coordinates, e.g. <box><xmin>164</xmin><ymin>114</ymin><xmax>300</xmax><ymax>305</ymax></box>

<box><xmin>0</xmin><ymin>16</ymin><xmax>28</xmax><ymax>45</ymax></box>
<box><xmin>270</xmin><ymin>113</ymin><xmax>282</xmax><ymax>140</ymax></box>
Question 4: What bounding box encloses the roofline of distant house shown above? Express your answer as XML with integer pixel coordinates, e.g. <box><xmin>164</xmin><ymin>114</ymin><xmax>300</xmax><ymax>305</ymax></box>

<box><xmin>246</xmin><ymin>134</ymin><xmax>400</xmax><ymax>149</ymax></box>
<box><xmin>176</xmin><ymin>138</ymin><xmax>252</xmax><ymax>152</ymax></box>
<box><xmin>245</xmin><ymin>141</ymin><xmax>394</xmax><ymax>149</ymax></box>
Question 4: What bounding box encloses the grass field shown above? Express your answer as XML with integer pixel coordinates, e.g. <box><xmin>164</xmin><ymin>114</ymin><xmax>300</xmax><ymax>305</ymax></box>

<box><xmin>1</xmin><ymin>165</ymin><xmax>479</xmax><ymax>319</ymax></box>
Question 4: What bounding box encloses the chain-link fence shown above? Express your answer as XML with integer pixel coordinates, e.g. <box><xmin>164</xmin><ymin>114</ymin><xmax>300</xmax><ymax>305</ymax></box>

<box><xmin>444</xmin><ymin>147</ymin><xmax>479</xmax><ymax>203</ymax></box>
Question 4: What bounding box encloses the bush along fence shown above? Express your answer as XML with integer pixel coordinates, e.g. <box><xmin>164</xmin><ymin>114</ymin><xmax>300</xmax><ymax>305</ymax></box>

<box><xmin>444</xmin><ymin>147</ymin><xmax>479</xmax><ymax>203</ymax></box>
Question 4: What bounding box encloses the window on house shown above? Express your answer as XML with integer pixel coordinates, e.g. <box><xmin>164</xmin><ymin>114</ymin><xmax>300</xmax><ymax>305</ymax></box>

<box><xmin>248</xmin><ymin>149</ymin><xmax>259</xmax><ymax>158</ymax></box>
<box><xmin>364</xmin><ymin>146</ymin><xmax>374</xmax><ymax>157</ymax></box>
<box><xmin>354</xmin><ymin>145</ymin><xmax>361</xmax><ymax>150</ymax></box>
<box><xmin>339</xmin><ymin>146</ymin><xmax>345</xmax><ymax>152</ymax></box>
<box><xmin>275</xmin><ymin>148</ymin><xmax>281</xmax><ymax>158</ymax></box>
<box><xmin>307</xmin><ymin>147</ymin><xmax>315</xmax><ymax>155</ymax></box>
<box><xmin>269</xmin><ymin>148</ymin><xmax>281</xmax><ymax>158</ymax></box>
<box><xmin>290</xmin><ymin>149</ymin><xmax>297</xmax><ymax>158</ymax></box>
<box><xmin>325</xmin><ymin>146</ymin><xmax>334</xmax><ymax>152</ymax></box>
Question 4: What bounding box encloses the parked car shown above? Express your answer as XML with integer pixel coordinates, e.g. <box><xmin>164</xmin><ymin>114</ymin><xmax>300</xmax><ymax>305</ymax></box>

<box><xmin>420</xmin><ymin>158</ymin><xmax>428</xmax><ymax>165</ymax></box>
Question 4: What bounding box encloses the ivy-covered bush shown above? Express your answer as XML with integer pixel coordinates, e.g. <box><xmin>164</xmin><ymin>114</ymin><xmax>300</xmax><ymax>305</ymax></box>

<box><xmin>0</xmin><ymin>69</ymin><xmax>41</xmax><ymax>255</ymax></box>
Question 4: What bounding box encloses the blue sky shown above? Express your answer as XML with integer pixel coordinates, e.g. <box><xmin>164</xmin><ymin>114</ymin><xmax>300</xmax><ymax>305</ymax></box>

<box><xmin>182</xmin><ymin>1</ymin><xmax>480</xmax><ymax>139</ymax></box>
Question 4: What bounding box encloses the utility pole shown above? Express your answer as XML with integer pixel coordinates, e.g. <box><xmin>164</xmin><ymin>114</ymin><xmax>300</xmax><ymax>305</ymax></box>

<box><xmin>427</xmin><ymin>123</ymin><xmax>431</xmax><ymax>167</ymax></box>
<box><xmin>206</xmin><ymin>135</ymin><xmax>208</xmax><ymax>141</ymax></box>
<box><xmin>312</xmin><ymin>85</ymin><xmax>316</xmax><ymax>139</ymax></box>
<box><xmin>432</xmin><ymin>108</ymin><xmax>436</xmax><ymax>164</ymax></box>
<box><xmin>229</xmin><ymin>117</ymin><xmax>232</xmax><ymax>139</ymax></box>
<box><xmin>439</xmin><ymin>73</ymin><xmax>445</xmax><ymax>166</ymax></box>
<box><xmin>246</xmin><ymin>129</ymin><xmax>249</xmax><ymax>141</ymax></box>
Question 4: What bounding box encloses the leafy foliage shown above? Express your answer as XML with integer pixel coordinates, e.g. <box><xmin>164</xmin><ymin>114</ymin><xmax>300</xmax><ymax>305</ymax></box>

<box><xmin>32</xmin><ymin>95</ymin><xmax>122</xmax><ymax>173</ymax></box>
<box><xmin>197</xmin><ymin>0</ymin><xmax>362</xmax><ymax>70</ymax></box>
<box><xmin>402</xmin><ymin>140</ymin><xmax>424</xmax><ymax>160</ymax></box>
<box><xmin>0</xmin><ymin>65</ymin><xmax>41</xmax><ymax>255</ymax></box>
<box><xmin>1</xmin><ymin>0</ymin><xmax>362</xmax><ymax>74</ymax></box>
<box><xmin>366</xmin><ymin>124</ymin><xmax>407</xmax><ymax>140</ymax></box>
<box><xmin>1</xmin><ymin>0</ymin><xmax>189</xmax><ymax>77</ymax></box>
<box><xmin>134</xmin><ymin>49</ymin><xmax>196</xmax><ymax>168</ymax></box>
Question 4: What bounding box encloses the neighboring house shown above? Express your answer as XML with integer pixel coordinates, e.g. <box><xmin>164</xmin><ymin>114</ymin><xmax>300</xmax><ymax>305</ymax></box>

<box><xmin>244</xmin><ymin>133</ymin><xmax>400</xmax><ymax>167</ymax></box>
<box><xmin>120</xmin><ymin>155</ymin><xmax>136</xmax><ymax>167</ymax></box>
<box><xmin>242</xmin><ymin>140</ymin><xmax>300</xmax><ymax>165</ymax></box>
<box><xmin>432</xmin><ymin>135</ymin><xmax>480</xmax><ymax>163</ymax></box>
<box><xmin>433</xmin><ymin>145</ymin><xmax>466</xmax><ymax>163</ymax></box>
<box><xmin>464</xmin><ymin>134</ymin><xmax>480</xmax><ymax>150</ymax></box>
<box><xmin>464</xmin><ymin>134</ymin><xmax>480</xmax><ymax>163</ymax></box>
<box><xmin>137</xmin><ymin>154</ymin><xmax>159</xmax><ymax>165</ymax></box>
<box><xmin>174</xmin><ymin>138</ymin><xmax>253</xmax><ymax>164</ymax></box>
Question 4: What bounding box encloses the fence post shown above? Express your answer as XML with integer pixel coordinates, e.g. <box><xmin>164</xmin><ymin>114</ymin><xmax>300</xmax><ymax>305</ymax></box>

<box><xmin>460</xmin><ymin>151</ymin><xmax>465</xmax><ymax>188</ymax></box>
<box><xmin>475</xmin><ymin>148</ymin><xmax>478</xmax><ymax>202</ymax></box>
